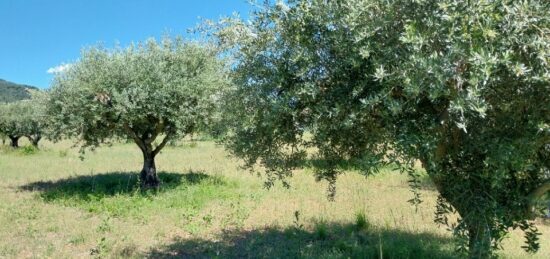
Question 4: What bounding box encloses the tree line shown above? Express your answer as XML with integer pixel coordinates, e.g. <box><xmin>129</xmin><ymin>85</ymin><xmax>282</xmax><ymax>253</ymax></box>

<box><xmin>0</xmin><ymin>1</ymin><xmax>548</xmax><ymax>258</ymax></box>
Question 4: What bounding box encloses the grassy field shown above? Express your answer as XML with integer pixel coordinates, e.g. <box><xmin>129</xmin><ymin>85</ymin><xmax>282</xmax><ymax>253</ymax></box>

<box><xmin>0</xmin><ymin>140</ymin><xmax>548</xmax><ymax>258</ymax></box>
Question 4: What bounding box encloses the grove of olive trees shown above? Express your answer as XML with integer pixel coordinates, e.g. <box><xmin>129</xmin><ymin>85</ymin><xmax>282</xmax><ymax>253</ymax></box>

<box><xmin>0</xmin><ymin>1</ymin><xmax>547</xmax><ymax>258</ymax></box>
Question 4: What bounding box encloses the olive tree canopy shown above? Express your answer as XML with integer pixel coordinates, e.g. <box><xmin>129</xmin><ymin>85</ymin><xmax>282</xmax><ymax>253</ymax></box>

<box><xmin>212</xmin><ymin>0</ymin><xmax>549</xmax><ymax>257</ymax></box>
<box><xmin>0</xmin><ymin>94</ymin><xmax>46</xmax><ymax>148</ymax></box>
<box><xmin>47</xmin><ymin>38</ymin><xmax>228</xmax><ymax>188</ymax></box>
<box><xmin>0</xmin><ymin>102</ymin><xmax>26</xmax><ymax>148</ymax></box>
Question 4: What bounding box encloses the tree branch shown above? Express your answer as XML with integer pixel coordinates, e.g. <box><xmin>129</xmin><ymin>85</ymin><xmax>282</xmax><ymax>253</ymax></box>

<box><xmin>153</xmin><ymin>132</ymin><xmax>172</xmax><ymax>157</ymax></box>
<box><xmin>144</xmin><ymin>119</ymin><xmax>165</xmax><ymax>144</ymax></box>
<box><xmin>529</xmin><ymin>180</ymin><xmax>550</xmax><ymax>205</ymax></box>
<box><xmin>123</xmin><ymin>123</ymin><xmax>146</xmax><ymax>152</ymax></box>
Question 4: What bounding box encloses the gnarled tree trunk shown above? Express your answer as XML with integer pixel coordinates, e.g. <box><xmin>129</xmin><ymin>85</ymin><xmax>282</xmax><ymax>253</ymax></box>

<box><xmin>124</xmin><ymin>122</ymin><xmax>172</xmax><ymax>189</ymax></box>
<box><xmin>27</xmin><ymin>134</ymin><xmax>41</xmax><ymax>148</ymax></box>
<box><xmin>426</xmin><ymin>164</ymin><xmax>493</xmax><ymax>259</ymax></box>
<box><xmin>467</xmin><ymin>222</ymin><xmax>492</xmax><ymax>259</ymax></box>
<box><xmin>141</xmin><ymin>151</ymin><xmax>160</xmax><ymax>188</ymax></box>
<box><xmin>9</xmin><ymin>136</ymin><xmax>20</xmax><ymax>148</ymax></box>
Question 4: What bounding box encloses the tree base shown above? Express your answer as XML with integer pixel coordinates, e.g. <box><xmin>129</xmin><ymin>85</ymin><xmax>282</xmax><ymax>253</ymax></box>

<box><xmin>9</xmin><ymin>136</ymin><xmax>19</xmax><ymax>148</ymax></box>
<box><xmin>140</xmin><ymin>176</ymin><xmax>160</xmax><ymax>189</ymax></box>
<box><xmin>140</xmin><ymin>157</ymin><xmax>160</xmax><ymax>189</ymax></box>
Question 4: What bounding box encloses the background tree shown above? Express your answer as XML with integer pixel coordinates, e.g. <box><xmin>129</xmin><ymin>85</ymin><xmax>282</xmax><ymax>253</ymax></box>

<box><xmin>47</xmin><ymin>37</ymin><xmax>228</xmax><ymax>188</ymax></box>
<box><xmin>212</xmin><ymin>0</ymin><xmax>549</xmax><ymax>257</ymax></box>
<box><xmin>21</xmin><ymin>91</ymin><xmax>47</xmax><ymax>147</ymax></box>
<box><xmin>0</xmin><ymin>95</ymin><xmax>47</xmax><ymax>148</ymax></box>
<box><xmin>0</xmin><ymin>102</ymin><xmax>24</xmax><ymax>148</ymax></box>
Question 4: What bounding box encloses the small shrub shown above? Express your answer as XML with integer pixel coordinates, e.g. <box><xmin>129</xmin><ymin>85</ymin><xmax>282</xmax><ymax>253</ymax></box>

<box><xmin>314</xmin><ymin>219</ymin><xmax>329</xmax><ymax>240</ymax></box>
<box><xmin>355</xmin><ymin>211</ymin><xmax>369</xmax><ymax>231</ymax></box>
<box><xmin>19</xmin><ymin>145</ymin><xmax>38</xmax><ymax>155</ymax></box>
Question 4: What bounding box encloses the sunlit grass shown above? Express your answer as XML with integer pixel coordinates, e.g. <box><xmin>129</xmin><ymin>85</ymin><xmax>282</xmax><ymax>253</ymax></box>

<box><xmin>21</xmin><ymin>171</ymin><xmax>238</xmax><ymax>219</ymax></box>
<box><xmin>0</xmin><ymin>139</ymin><xmax>548</xmax><ymax>258</ymax></box>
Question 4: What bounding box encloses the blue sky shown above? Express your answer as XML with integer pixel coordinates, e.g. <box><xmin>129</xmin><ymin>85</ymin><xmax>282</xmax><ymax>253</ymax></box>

<box><xmin>0</xmin><ymin>0</ymin><xmax>252</xmax><ymax>88</ymax></box>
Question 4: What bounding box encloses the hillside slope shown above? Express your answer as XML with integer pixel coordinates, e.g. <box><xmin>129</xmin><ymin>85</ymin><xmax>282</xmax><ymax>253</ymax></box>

<box><xmin>0</xmin><ymin>79</ymin><xmax>38</xmax><ymax>103</ymax></box>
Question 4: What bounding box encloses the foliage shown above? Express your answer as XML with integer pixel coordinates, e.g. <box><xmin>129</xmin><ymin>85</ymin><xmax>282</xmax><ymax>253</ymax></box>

<box><xmin>46</xmin><ymin>37</ymin><xmax>229</xmax><ymax>186</ymax></box>
<box><xmin>0</xmin><ymin>93</ymin><xmax>46</xmax><ymax>147</ymax></box>
<box><xmin>0</xmin><ymin>102</ymin><xmax>25</xmax><ymax>140</ymax></box>
<box><xmin>211</xmin><ymin>0</ymin><xmax>550</xmax><ymax>257</ymax></box>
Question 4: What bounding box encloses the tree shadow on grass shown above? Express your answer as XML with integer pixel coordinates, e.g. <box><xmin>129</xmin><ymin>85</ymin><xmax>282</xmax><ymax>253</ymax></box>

<box><xmin>18</xmin><ymin>171</ymin><xmax>211</xmax><ymax>202</ymax></box>
<box><xmin>147</xmin><ymin>222</ymin><xmax>458</xmax><ymax>259</ymax></box>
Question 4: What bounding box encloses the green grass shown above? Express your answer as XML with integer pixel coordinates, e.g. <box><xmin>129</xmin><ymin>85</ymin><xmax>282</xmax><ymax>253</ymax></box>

<box><xmin>21</xmin><ymin>171</ymin><xmax>236</xmax><ymax>219</ymax></box>
<box><xmin>0</xmin><ymin>140</ymin><xmax>549</xmax><ymax>258</ymax></box>
<box><xmin>150</xmin><ymin>222</ymin><xmax>457</xmax><ymax>258</ymax></box>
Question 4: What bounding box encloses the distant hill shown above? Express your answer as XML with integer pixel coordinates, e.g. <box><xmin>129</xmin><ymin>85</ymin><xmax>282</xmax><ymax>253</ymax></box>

<box><xmin>0</xmin><ymin>79</ymin><xmax>38</xmax><ymax>103</ymax></box>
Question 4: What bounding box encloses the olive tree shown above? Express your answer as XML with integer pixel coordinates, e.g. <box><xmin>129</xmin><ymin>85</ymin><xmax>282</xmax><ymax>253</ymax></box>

<box><xmin>21</xmin><ymin>92</ymin><xmax>47</xmax><ymax>147</ymax></box>
<box><xmin>0</xmin><ymin>102</ymin><xmax>26</xmax><ymax>148</ymax></box>
<box><xmin>47</xmin><ymin>38</ymin><xmax>227</xmax><ymax>188</ymax></box>
<box><xmin>212</xmin><ymin>1</ymin><xmax>549</xmax><ymax>257</ymax></box>
<box><xmin>0</xmin><ymin>97</ymin><xmax>45</xmax><ymax>148</ymax></box>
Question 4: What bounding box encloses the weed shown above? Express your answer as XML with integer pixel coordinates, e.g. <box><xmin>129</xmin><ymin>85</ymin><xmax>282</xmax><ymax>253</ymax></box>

<box><xmin>90</xmin><ymin>237</ymin><xmax>110</xmax><ymax>257</ymax></box>
<box><xmin>68</xmin><ymin>235</ymin><xmax>86</xmax><ymax>245</ymax></box>
<box><xmin>314</xmin><ymin>219</ymin><xmax>329</xmax><ymax>240</ymax></box>
<box><xmin>293</xmin><ymin>210</ymin><xmax>304</xmax><ymax>230</ymax></box>
<box><xmin>97</xmin><ymin>217</ymin><xmax>112</xmax><ymax>233</ymax></box>
<box><xmin>203</xmin><ymin>214</ymin><xmax>213</xmax><ymax>225</ymax></box>
<box><xmin>19</xmin><ymin>145</ymin><xmax>38</xmax><ymax>155</ymax></box>
<box><xmin>355</xmin><ymin>211</ymin><xmax>368</xmax><ymax>231</ymax></box>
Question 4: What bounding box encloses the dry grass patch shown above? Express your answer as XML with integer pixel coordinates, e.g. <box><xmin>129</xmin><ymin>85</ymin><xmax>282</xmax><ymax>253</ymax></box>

<box><xmin>0</xmin><ymin>140</ymin><xmax>548</xmax><ymax>258</ymax></box>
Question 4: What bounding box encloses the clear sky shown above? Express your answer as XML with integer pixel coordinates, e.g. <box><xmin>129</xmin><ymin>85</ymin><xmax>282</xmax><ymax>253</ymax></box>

<box><xmin>0</xmin><ymin>0</ymin><xmax>252</xmax><ymax>88</ymax></box>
